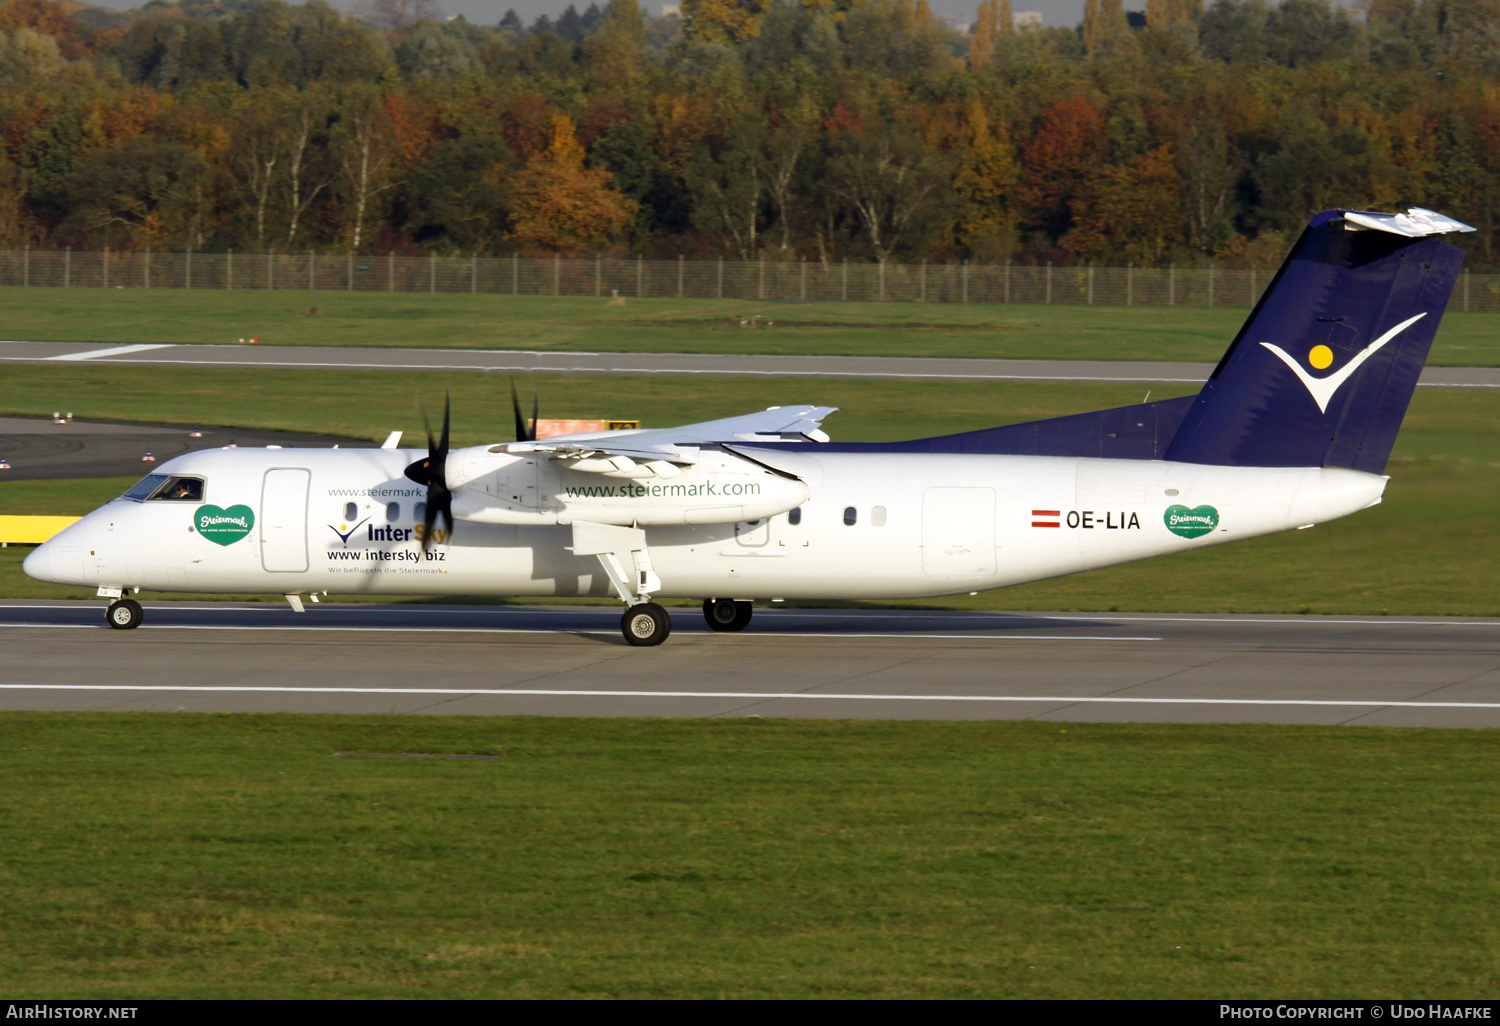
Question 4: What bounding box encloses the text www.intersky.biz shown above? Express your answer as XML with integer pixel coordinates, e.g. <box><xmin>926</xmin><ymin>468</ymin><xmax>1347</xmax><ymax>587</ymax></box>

<box><xmin>326</xmin><ymin>549</ymin><xmax>443</xmax><ymax>562</ymax></box>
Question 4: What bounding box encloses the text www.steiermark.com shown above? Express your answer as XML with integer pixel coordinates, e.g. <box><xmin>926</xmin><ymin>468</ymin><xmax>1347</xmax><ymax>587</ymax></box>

<box><xmin>564</xmin><ymin>481</ymin><xmax>762</xmax><ymax>499</ymax></box>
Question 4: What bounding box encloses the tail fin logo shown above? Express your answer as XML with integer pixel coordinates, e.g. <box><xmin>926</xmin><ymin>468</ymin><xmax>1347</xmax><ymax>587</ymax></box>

<box><xmin>1258</xmin><ymin>313</ymin><xmax>1426</xmax><ymax>414</ymax></box>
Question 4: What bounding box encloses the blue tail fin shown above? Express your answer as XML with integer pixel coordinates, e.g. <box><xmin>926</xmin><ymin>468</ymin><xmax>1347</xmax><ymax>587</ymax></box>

<box><xmin>1164</xmin><ymin>208</ymin><xmax>1471</xmax><ymax>473</ymax></box>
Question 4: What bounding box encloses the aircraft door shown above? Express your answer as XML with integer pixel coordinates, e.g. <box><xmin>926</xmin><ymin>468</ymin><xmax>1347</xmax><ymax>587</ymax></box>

<box><xmin>921</xmin><ymin>487</ymin><xmax>997</xmax><ymax>577</ymax></box>
<box><xmin>735</xmin><ymin>519</ymin><xmax>770</xmax><ymax>547</ymax></box>
<box><xmin>261</xmin><ymin>468</ymin><xmax>310</xmax><ymax>572</ymax></box>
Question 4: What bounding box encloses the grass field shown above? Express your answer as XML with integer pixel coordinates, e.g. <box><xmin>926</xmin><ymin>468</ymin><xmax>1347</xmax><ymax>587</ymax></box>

<box><xmin>2</xmin><ymin>364</ymin><xmax>1495</xmax><ymax>615</ymax></box>
<box><xmin>1</xmin><ymin>287</ymin><xmax>1497</xmax><ymax>365</ymax></box>
<box><xmin>1</xmin><ymin>713</ymin><xmax>1497</xmax><ymax>998</ymax></box>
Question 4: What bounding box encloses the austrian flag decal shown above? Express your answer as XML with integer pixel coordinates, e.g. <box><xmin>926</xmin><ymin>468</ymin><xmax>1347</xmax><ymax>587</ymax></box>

<box><xmin>1031</xmin><ymin>509</ymin><xmax>1061</xmax><ymax>528</ymax></box>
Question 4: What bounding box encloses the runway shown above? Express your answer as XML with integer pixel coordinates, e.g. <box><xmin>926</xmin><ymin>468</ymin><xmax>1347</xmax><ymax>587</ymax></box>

<box><xmin>3</xmin><ymin>601</ymin><xmax>1497</xmax><ymax>728</ymax></box>
<box><xmin>4</xmin><ymin>339</ymin><xmax>1498</xmax><ymax>388</ymax></box>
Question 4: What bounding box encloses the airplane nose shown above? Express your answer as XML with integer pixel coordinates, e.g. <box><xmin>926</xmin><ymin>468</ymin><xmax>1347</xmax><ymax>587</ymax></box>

<box><xmin>22</xmin><ymin>543</ymin><xmax>50</xmax><ymax>583</ymax></box>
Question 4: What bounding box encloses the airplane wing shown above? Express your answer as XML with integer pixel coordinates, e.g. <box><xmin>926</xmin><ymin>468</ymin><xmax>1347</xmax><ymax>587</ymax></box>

<box><xmin>488</xmin><ymin>405</ymin><xmax>837</xmax><ymax>480</ymax></box>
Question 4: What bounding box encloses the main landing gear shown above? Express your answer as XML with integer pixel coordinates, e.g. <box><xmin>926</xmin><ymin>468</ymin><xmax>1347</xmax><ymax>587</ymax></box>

<box><xmin>703</xmin><ymin>598</ymin><xmax>753</xmax><ymax>632</ymax></box>
<box><xmin>106</xmin><ymin>598</ymin><xmax>143</xmax><ymax>630</ymax></box>
<box><xmin>622</xmin><ymin>602</ymin><xmax>672</xmax><ymax>647</ymax></box>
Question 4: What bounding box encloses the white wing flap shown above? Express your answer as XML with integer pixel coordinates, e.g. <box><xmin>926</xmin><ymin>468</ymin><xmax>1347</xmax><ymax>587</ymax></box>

<box><xmin>489</xmin><ymin>404</ymin><xmax>837</xmax><ymax>476</ymax></box>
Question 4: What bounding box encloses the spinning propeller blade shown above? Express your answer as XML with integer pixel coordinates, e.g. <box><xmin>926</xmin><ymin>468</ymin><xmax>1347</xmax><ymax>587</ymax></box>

<box><xmin>403</xmin><ymin>390</ymin><xmax>453</xmax><ymax>552</ymax></box>
<box><xmin>511</xmin><ymin>378</ymin><xmax>538</xmax><ymax>442</ymax></box>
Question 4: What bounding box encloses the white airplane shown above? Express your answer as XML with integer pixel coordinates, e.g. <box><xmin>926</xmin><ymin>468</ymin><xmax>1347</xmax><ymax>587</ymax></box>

<box><xmin>23</xmin><ymin>207</ymin><xmax>1474</xmax><ymax>645</ymax></box>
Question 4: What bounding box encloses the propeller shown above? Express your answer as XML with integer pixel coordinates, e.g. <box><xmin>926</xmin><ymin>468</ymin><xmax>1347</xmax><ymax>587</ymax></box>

<box><xmin>511</xmin><ymin>379</ymin><xmax>538</xmax><ymax>442</ymax></box>
<box><xmin>403</xmin><ymin>391</ymin><xmax>452</xmax><ymax>552</ymax></box>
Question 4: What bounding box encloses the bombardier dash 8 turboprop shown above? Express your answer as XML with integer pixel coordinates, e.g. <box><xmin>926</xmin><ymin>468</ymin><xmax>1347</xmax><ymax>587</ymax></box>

<box><xmin>24</xmin><ymin>207</ymin><xmax>1475</xmax><ymax>644</ymax></box>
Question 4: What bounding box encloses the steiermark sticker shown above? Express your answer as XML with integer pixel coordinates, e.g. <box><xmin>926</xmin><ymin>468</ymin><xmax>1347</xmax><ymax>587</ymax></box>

<box><xmin>195</xmin><ymin>504</ymin><xmax>255</xmax><ymax>545</ymax></box>
<box><xmin>1164</xmin><ymin>504</ymin><xmax>1218</xmax><ymax>539</ymax></box>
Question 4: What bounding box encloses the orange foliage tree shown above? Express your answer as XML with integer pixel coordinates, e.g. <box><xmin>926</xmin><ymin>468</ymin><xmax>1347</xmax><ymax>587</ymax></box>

<box><xmin>0</xmin><ymin>0</ymin><xmax>87</xmax><ymax>58</ymax></box>
<box><xmin>1018</xmin><ymin>96</ymin><xmax>1108</xmax><ymax>241</ymax></box>
<box><xmin>507</xmin><ymin>115</ymin><xmax>638</xmax><ymax>252</ymax></box>
<box><xmin>1064</xmin><ymin>144</ymin><xmax>1184</xmax><ymax>263</ymax></box>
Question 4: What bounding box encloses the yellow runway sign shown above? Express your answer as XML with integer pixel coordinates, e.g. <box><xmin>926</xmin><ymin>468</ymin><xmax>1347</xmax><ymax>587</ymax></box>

<box><xmin>0</xmin><ymin>516</ymin><xmax>80</xmax><ymax>545</ymax></box>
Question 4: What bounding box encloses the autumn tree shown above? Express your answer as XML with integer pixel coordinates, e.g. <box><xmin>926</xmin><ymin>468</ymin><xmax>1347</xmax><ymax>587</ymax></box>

<box><xmin>1063</xmin><ymin>144</ymin><xmax>1184</xmax><ymax>263</ymax></box>
<box><xmin>507</xmin><ymin>114</ymin><xmax>636</xmax><ymax>252</ymax></box>
<box><xmin>1081</xmin><ymin>0</ymin><xmax>1135</xmax><ymax>55</ymax></box>
<box><xmin>1018</xmin><ymin>96</ymin><xmax>1108</xmax><ymax>240</ymax></box>
<box><xmin>953</xmin><ymin>100</ymin><xmax>1020</xmax><ymax>259</ymax></box>
<box><xmin>682</xmin><ymin>0</ymin><xmax>776</xmax><ymax>42</ymax></box>
<box><xmin>0</xmin><ymin>0</ymin><xmax>87</xmax><ymax>58</ymax></box>
<box><xmin>1146</xmin><ymin>0</ymin><xmax>1200</xmax><ymax>28</ymax></box>
<box><xmin>968</xmin><ymin>0</ymin><xmax>1013</xmax><ymax>66</ymax></box>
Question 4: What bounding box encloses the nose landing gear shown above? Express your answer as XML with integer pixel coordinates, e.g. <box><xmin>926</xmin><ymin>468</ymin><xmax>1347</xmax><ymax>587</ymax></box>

<box><xmin>106</xmin><ymin>599</ymin><xmax>143</xmax><ymax>630</ymax></box>
<box><xmin>703</xmin><ymin>598</ymin><xmax>753</xmax><ymax>632</ymax></box>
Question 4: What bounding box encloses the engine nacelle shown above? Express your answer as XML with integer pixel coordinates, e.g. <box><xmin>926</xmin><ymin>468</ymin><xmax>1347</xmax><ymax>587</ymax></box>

<box><xmin>448</xmin><ymin>447</ymin><xmax>808</xmax><ymax>526</ymax></box>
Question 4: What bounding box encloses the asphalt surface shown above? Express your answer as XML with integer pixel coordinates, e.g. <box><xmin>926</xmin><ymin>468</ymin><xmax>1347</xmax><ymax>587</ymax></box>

<box><xmin>4</xmin><ymin>340</ymin><xmax>1498</xmax><ymax>388</ymax></box>
<box><xmin>0</xmin><ymin>416</ymin><xmax>371</xmax><ymax>479</ymax></box>
<box><xmin>3</xmin><ymin>601</ymin><xmax>1497</xmax><ymax>727</ymax></box>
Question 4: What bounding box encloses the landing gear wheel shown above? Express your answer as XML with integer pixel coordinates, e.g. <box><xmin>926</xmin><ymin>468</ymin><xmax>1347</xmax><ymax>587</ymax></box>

<box><xmin>106</xmin><ymin>599</ymin><xmax>143</xmax><ymax>630</ymax></box>
<box><xmin>621</xmin><ymin>602</ymin><xmax>671</xmax><ymax>647</ymax></box>
<box><xmin>703</xmin><ymin>598</ymin><xmax>753</xmax><ymax>632</ymax></box>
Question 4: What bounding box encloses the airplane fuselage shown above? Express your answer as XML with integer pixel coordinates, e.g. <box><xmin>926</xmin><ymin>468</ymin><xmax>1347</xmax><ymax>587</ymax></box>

<box><xmin>25</xmin><ymin>445</ymin><xmax>1386</xmax><ymax>601</ymax></box>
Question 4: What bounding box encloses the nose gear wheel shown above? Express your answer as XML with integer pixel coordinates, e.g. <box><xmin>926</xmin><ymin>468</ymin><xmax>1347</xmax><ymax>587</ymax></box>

<box><xmin>106</xmin><ymin>599</ymin><xmax>143</xmax><ymax>630</ymax></box>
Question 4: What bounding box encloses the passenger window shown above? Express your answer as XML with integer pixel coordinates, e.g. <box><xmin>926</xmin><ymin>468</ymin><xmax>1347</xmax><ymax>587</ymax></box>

<box><xmin>872</xmin><ymin>506</ymin><xmax>887</xmax><ymax>527</ymax></box>
<box><xmin>415</xmin><ymin>501</ymin><xmax>427</xmax><ymax>524</ymax></box>
<box><xmin>147</xmin><ymin>477</ymin><xmax>204</xmax><ymax>502</ymax></box>
<box><xmin>787</xmin><ymin>508</ymin><xmax>802</xmax><ymax>526</ymax></box>
<box><xmin>843</xmin><ymin>506</ymin><xmax>857</xmax><ymax>526</ymax></box>
<box><xmin>386</xmin><ymin>502</ymin><xmax>401</xmax><ymax>522</ymax></box>
<box><xmin>344</xmin><ymin>502</ymin><xmax>358</xmax><ymax>521</ymax></box>
<box><xmin>123</xmin><ymin>475</ymin><xmax>169</xmax><ymax>501</ymax></box>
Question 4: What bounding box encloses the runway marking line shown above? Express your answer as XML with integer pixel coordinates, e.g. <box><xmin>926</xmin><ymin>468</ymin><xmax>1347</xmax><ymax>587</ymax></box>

<box><xmin>45</xmin><ymin>343</ymin><xmax>176</xmax><ymax>361</ymax></box>
<box><xmin>1058</xmin><ymin>615</ymin><xmax>1500</xmax><ymax>628</ymax></box>
<box><xmin>3</xmin><ymin>341</ymin><xmax>1495</xmax><ymax>386</ymax></box>
<box><xmin>0</xmin><ymin>622</ymin><xmax>1158</xmax><ymax>641</ymax></box>
<box><xmin>1</xmin><ymin>683</ymin><xmax>1498</xmax><ymax>709</ymax></box>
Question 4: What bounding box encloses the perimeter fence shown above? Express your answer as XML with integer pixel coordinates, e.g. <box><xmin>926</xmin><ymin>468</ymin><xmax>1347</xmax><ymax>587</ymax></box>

<box><xmin>2</xmin><ymin>249</ymin><xmax>1497</xmax><ymax>312</ymax></box>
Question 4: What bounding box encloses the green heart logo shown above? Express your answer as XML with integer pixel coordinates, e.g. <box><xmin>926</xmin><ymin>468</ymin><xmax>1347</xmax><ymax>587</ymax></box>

<box><xmin>1164</xmin><ymin>504</ymin><xmax>1219</xmax><ymax>539</ymax></box>
<box><xmin>195</xmin><ymin>504</ymin><xmax>255</xmax><ymax>545</ymax></box>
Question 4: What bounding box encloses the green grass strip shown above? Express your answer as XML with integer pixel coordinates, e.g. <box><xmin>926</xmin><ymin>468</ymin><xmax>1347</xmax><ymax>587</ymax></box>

<box><xmin>0</xmin><ymin>712</ymin><xmax>1497</xmax><ymax>998</ymax></box>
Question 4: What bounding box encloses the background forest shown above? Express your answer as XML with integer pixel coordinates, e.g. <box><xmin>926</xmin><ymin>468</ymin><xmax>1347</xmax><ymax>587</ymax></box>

<box><xmin>0</xmin><ymin>0</ymin><xmax>1498</xmax><ymax>268</ymax></box>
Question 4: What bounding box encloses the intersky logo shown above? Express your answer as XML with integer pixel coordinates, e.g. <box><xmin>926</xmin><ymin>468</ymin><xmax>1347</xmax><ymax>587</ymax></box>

<box><xmin>1259</xmin><ymin>313</ymin><xmax>1426</xmax><ymax>414</ymax></box>
<box><xmin>328</xmin><ymin>517</ymin><xmax>370</xmax><ymax>545</ymax></box>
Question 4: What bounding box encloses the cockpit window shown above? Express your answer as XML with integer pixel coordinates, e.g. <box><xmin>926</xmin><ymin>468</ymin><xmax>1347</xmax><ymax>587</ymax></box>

<box><xmin>124</xmin><ymin>475</ymin><xmax>205</xmax><ymax>502</ymax></box>
<box><xmin>151</xmin><ymin>477</ymin><xmax>205</xmax><ymax>502</ymax></box>
<box><xmin>123</xmin><ymin>475</ymin><xmax>170</xmax><ymax>500</ymax></box>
